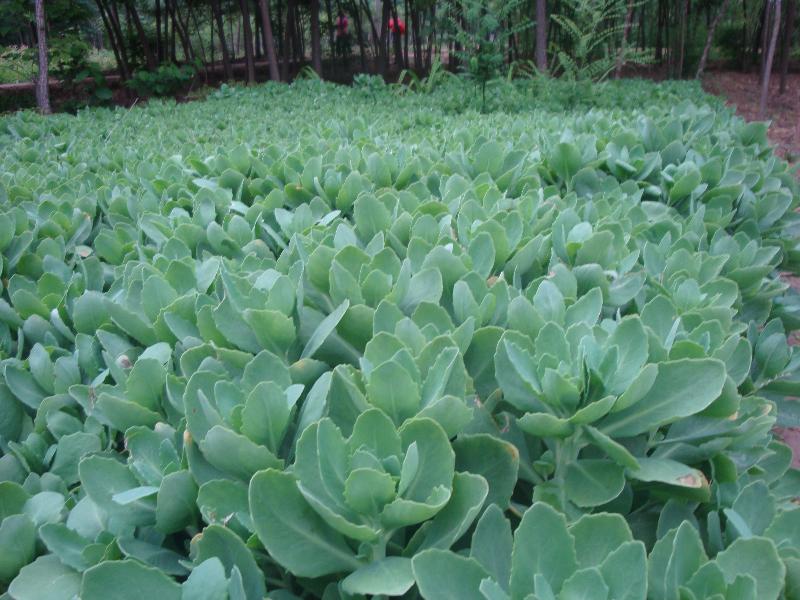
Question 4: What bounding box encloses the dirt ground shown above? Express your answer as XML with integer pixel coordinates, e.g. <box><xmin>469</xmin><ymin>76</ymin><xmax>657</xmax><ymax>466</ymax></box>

<box><xmin>702</xmin><ymin>70</ymin><xmax>800</xmax><ymax>162</ymax></box>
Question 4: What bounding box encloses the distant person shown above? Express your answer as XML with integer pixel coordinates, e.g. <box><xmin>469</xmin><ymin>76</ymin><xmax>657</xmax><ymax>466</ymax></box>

<box><xmin>335</xmin><ymin>10</ymin><xmax>350</xmax><ymax>61</ymax></box>
<box><xmin>388</xmin><ymin>17</ymin><xmax>406</xmax><ymax>64</ymax></box>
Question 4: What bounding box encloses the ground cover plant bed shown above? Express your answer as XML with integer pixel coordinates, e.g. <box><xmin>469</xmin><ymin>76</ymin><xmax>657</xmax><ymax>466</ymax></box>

<box><xmin>1</xmin><ymin>78</ymin><xmax>800</xmax><ymax>599</ymax></box>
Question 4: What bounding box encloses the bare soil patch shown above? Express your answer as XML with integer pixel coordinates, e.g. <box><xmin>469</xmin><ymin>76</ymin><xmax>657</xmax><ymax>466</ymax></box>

<box><xmin>702</xmin><ymin>71</ymin><xmax>799</xmax><ymax>162</ymax></box>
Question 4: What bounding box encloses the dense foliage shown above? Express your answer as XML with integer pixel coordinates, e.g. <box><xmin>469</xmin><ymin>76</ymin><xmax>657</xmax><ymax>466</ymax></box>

<box><xmin>0</xmin><ymin>78</ymin><xmax>799</xmax><ymax>599</ymax></box>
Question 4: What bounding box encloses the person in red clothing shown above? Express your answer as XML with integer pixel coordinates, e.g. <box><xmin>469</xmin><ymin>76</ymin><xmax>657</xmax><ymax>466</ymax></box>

<box><xmin>335</xmin><ymin>10</ymin><xmax>350</xmax><ymax>60</ymax></box>
<box><xmin>388</xmin><ymin>17</ymin><xmax>406</xmax><ymax>36</ymax></box>
<box><xmin>388</xmin><ymin>16</ymin><xmax>405</xmax><ymax>65</ymax></box>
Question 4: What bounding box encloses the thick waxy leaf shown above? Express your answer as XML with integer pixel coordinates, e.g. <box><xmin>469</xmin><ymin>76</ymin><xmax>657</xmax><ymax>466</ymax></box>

<box><xmin>628</xmin><ymin>458</ymin><xmax>710</xmax><ymax>501</ymax></box>
<box><xmin>511</xmin><ymin>502</ymin><xmax>577</xmax><ymax>596</ymax></box>
<box><xmin>181</xmin><ymin>558</ymin><xmax>229</xmax><ymax>600</ymax></box>
<box><xmin>341</xmin><ymin>557</ymin><xmax>415</xmax><ymax>596</ymax></box>
<box><xmin>412</xmin><ymin>549</ymin><xmax>489</xmax><ymax>600</ymax></box>
<box><xmin>0</xmin><ymin>514</ymin><xmax>36</xmax><ymax>583</ymax></box>
<box><xmin>714</xmin><ymin>537</ymin><xmax>785</xmax><ymax>600</ymax></box>
<box><xmin>81</xmin><ymin>560</ymin><xmax>181</xmax><ymax>600</ymax></box>
<box><xmin>191</xmin><ymin>525</ymin><xmax>265</xmax><ymax>600</ymax></box>
<box><xmin>407</xmin><ymin>471</ymin><xmax>488</xmax><ymax>552</ymax></box>
<box><xmin>453</xmin><ymin>434</ymin><xmax>519</xmax><ymax>509</ymax></box>
<box><xmin>470</xmin><ymin>504</ymin><xmax>513</xmax><ymax>589</ymax></box>
<box><xmin>249</xmin><ymin>469</ymin><xmax>362</xmax><ymax>577</ymax></box>
<box><xmin>599</xmin><ymin>359</ymin><xmax>727</xmax><ymax>437</ymax></box>
<box><xmin>8</xmin><ymin>555</ymin><xmax>81</xmax><ymax>600</ymax></box>
<box><xmin>565</xmin><ymin>459</ymin><xmax>626</xmax><ymax>507</ymax></box>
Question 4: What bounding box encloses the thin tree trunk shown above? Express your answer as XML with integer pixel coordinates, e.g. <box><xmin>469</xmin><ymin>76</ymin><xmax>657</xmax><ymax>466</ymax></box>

<box><xmin>96</xmin><ymin>0</ymin><xmax>131</xmax><ymax>79</ymax></box>
<box><xmin>696</xmin><ymin>0</ymin><xmax>730</xmax><ymax>78</ymax></box>
<box><xmin>189</xmin><ymin>3</ymin><xmax>210</xmax><ymax>78</ymax></box>
<box><xmin>614</xmin><ymin>0</ymin><xmax>635</xmax><ymax>78</ymax></box>
<box><xmin>411</xmin><ymin>3</ymin><xmax>422</xmax><ymax>71</ymax></box>
<box><xmin>324</xmin><ymin>0</ymin><xmax>336</xmax><ymax>60</ymax></box>
<box><xmin>403</xmin><ymin>0</ymin><xmax>409</xmax><ymax>67</ymax></box>
<box><xmin>311</xmin><ymin>0</ymin><xmax>323</xmax><ymax>74</ymax></box>
<box><xmin>361</xmin><ymin>0</ymin><xmax>381</xmax><ymax>60</ymax></box>
<box><xmin>239</xmin><ymin>0</ymin><xmax>257</xmax><ymax>82</ymax></box>
<box><xmin>106</xmin><ymin>0</ymin><xmax>130</xmax><ymax>66</ymax></box>
<box><xmin>104</xmin><ymin>0</ymin><xmax>132</xmax><ymax>74</ymax></box>
<box><xmin>426</xmin><ymin>4</ymin><xmax>434</xmax><ymax>69</ymax></box>
<box><xmin>255</xmin><ymin>12</ymin><xmax>263</xmax><ymax>57</ymax></box>
<box><xmin>276</xmin><ymin>0</ymin><xmax>284</xmax><ymax>60</ymax></box>
<box><xmin>156</xmin><ymin>0</ymin><xmax>163</xmax><ymax>63</ymax></box>
<box><xmin>351</xmin><ymin>0</ymin><xmax>368</xmax><ymax>71</ymax></box>
<box><xmin>170</xmin><ymin>0</ymin><xmax>177</xmax><ymax>61</ymax></box>
<box><xmin>169</xmin><ymin>1</ymin><xmax>194</xmax><ymax>62</ymax></box>
<box><xmin>377</xmin><ymin>0</ymin><xmax>390</xmax><ymax>75</ymax></box>
<box><xmin>210</xmin><ymin>3</ymin><xmax>216</xmax><ymax>72</ymax></box>
<box><xmin>655</xmin><ymin>0</ymin><xmax>664</xmax><ymax>62</ymax></box>
<box><xmin>282</xmin><ymin>0</ymin><xmax>295</xmax><ymax>80</ymax></box>
<box><xmin>294</xmin><ymin>2</ymin><xmax>304</xmax><ymax>61</ymax></box>
<box><xmin>760</xmin><ymin>0</ymin><xmax>782</xmax><ymax>117</ymax></box>
<box><xmin>130</xmin><ymin>0</ymin><xmax>157</xmax><ymax>71</ymax></box>
<box><xmin>779</xmin><ymin>0</ymin><xmax>796</xmax><ymax>92</ymax></box>
<box><xmin>677</xmin><ymin>0</ymin><xmax>689</xmax><ymax>77</ymax></box>
<box><xmin>212</xmin><ymin>0</ymin><xmax>233</xmax><ymax>79</ymax></box>
<box><xmin>390</xmin><ymin>0</ymin><xmax>403</xmax><ymax>68</ymax></box>
<box><xmin>257</xmin><ymin>0</ymin><xmax>281</xmax><ymax>80</ymax></box>
<box><xmin>34</xmin><ymin>0</ymin><xmax>51</xmax><ymax>114</ymax></box>
<box><xmin>535</xmin><ymin>0</ymin><xmax>547</xmax><ymax>71</ymax></box>
<box><xmin>125</xmin><ymin>0</ymin><xmax>156</xmax><ymax>69</ymax></box>
<box><xmin>759</xmin><ymin>0</ymin><xmax>770</xmax><ymax>79</ymax></box>
<box><xmin>639</xmin><ymin>2</ymin><xmax>646</xmax><ymax>48</ymax></box>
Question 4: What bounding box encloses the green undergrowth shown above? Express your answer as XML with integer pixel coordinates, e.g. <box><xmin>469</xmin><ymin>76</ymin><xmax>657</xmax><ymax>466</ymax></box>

<box><xmin>0</xmin><ymin>78</ymin><xmax>799</xmax><ymax>599</ymax></box>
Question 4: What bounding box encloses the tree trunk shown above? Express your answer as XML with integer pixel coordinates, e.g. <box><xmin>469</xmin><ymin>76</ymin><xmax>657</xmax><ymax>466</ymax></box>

<box><xmin>96</xmin><ymin>0</ymin><xmax>131</xmax><ymax>79</ymax></box>
<box><xmin>614</xmin><ymin>0</ymin><xmax>635</xmax><ymax>78</ymax></box>
<box><xmin>323</xmin><ymin>0</ymin><xmax>336</xmax><ymax>61</ymax></box>
<box><xmin>210</xmin><ymin>3</ymin><xmax>216</xmax><ymax>72</ymax></box>
<box><xmin>427</xmin><ymin>4</ymin><xmax>435</xmax><ymax>69</ymax></box>
<box><xmin>377</xmin><ymin>0</ymin><xmax>390</xmax><ymax>75</ymax></box>
<box><xmin>696</xmin><ymin>0</ymin><xmax>730</xmax><ymax>78</ymax></box>
<box><xmin>638</xmin><ymin>2</ymin><xmax>646</xmax><ymax>48</ymax></box>
<box><xmin>411</xmin><ymin>3</ymin><xmax>422</xmax><ymax>71</ymax></box>
<box><xmin>34</xmin><ymin>0</ymin><xmax>51</xmax><ymax>114</ymax></box>
<box><xmin>779</xmin><ymin>0</ymin><xmax>796</xmax><ymax>92</ymax></box>
<box><xmin>156</xmin><ymin>0</ymin><xmax>163</xmax><ymax>63</ymax></box>
<box><xmin>255</xmin><ymin>12</ymin><xmax>263</xmax><ymax>57</ymax></box>
<box><xmin>171</xmin><ymin>1</ymin><xmax>195</xmax><ymax>62</ymax></box>
<box><xmin>760</xmin><ymin>0</ymin><xmax>782</xmax><ymax>117</ymax></box>
<box><xmin>170</xmin><ymin>0</ymin><xmax>177</xmax><ymax>61</ymax></box>
<box><xmin>351</xmin><ymin>0</ymin><xmax>368</xmax><ymax>71</ymax></box>
<box><xmin>361</xmin><ymin>0</ymin><xmax>381</xmax><ymax>60</ymax></box>
<box><xmin>311</xmin><ymin>0</ymin><xmax>323</xmax><ymax>74</ymax></box>
<box><xmin>125</xmin><ymin>0</ymin><xmax>157</xmax><ymax>69</ymax></box>
<box><xmin>282</xmin><ymin>0</ymin><xmax>295</xmax><ymax>80</ymax></box>
<box><xmin>189</xmin><ymin>3</ymin><xmax>210</xmax><ymax>78</ymax></box>
<box><xmin>257</xmin><ymin>0</ymin><xmax>281</xmax><ymax>80</ymax></box>
<box><xmin>759</xmin><ymin>0</ymin><xmax>770</xmax><ymax>79</ymax></box>
<box><xmin>390</xmin><ymin>0</ymin><xmax>403</xmax><ymax>68</ymax></box>
<box><xmin>106</xmin><ymin>0</ymin><xmax>131</xmax><ymax>67</ymax></box>
<box><xmin>403</xmin><ymin>0</ymin><xmax>409</xmax><ymax>67</ymax></box>
<box><xmin>212</xmin><ymin>0</ymin><xmax>233</xmax><ymax>79</ymax></box>
<box><xmin>655</xmin><ymin>0</ymin><xmax>664</xmax><ymax>61</ymax></box>
<box><xmin>239</xmin><ymin>0</ymin><xmax>257</xmax><ymax>83</ymax></box>
<box><xmin>677</xmin><ymin>0</ymin><xmax>689</xmax><ymax>77</ymax></box>
<box><xmin>535</xmin><ymin>0</ymin><xmax>547</xmax><ymax>72</ymax></box>
<box><xmin>294</xmin><ymin>2</ymin><xmax>304</xmax><ymax>62</ymax></box>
